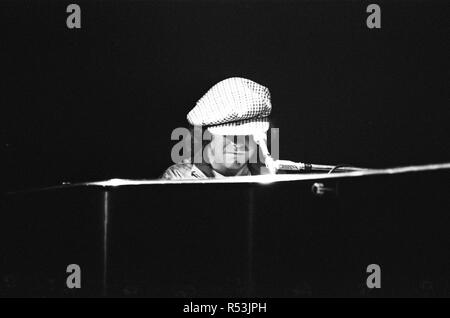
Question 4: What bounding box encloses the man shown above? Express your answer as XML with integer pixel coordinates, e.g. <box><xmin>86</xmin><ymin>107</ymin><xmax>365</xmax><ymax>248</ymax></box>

<box><xmin>161</xmin><ymin>77</ymin><xmax>273</xmax><ymax>180</ymax></box>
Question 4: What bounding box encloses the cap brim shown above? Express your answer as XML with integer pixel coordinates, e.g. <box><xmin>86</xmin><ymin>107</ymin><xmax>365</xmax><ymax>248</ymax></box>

<box><xmin>207</xmin><ymin>118</ymin><xmax>270</xmax><ymax>136</ymax></box>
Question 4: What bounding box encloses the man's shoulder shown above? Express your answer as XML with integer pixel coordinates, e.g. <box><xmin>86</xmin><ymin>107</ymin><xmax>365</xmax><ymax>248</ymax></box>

<box><xmin>160</xmin><ymin>159</ymin><xmax>208</xmax><ymax>180</ymax></box>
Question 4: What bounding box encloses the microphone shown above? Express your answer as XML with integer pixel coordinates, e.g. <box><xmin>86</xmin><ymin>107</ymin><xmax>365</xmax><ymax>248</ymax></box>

<box><xmin>252</xmin><ymin>133</ymin><xmax>277</xmax><ymax>174</ymax></box>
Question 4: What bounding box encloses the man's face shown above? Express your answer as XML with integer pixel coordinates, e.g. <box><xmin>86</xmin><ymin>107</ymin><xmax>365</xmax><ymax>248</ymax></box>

<box><xmin>209</xmin><ymin>134</ymin><xmax>257</xmax><ymax>171</ymax></box>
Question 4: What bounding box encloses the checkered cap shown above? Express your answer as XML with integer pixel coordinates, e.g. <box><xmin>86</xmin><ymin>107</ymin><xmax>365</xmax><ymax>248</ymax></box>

<box><xmin>187</xmin><ymin>77</ymin><xmax>272</xmax><ymax>128</ymax></box>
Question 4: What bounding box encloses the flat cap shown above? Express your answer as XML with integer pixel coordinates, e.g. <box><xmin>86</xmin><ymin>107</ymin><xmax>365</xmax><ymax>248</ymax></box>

<box><xmin>187</xmin><ymin>77</ymin><xmax>272</xmax><ymax>135</ymax></box>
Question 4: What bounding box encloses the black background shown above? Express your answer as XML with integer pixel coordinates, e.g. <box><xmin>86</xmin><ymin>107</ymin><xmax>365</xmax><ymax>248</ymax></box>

<box><xmin>1</xmin><ymin>0</ymin><xmax>449</xmax><ymax>192</ymax></box>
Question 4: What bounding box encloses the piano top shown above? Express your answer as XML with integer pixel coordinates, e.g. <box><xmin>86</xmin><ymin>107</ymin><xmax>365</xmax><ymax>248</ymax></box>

<box><xmin>57</xmin><ymin>162</ymin><xmax>450</xmax><ymax>187</ymax></box>
<box><xmin>5</xmin><ymin>162</ymin><xmax>450</xmax><ymax>194</ymax></box>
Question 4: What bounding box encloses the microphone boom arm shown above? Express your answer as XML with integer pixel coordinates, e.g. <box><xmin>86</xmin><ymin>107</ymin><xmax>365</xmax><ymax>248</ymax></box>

<box><xmin>252</xmin><ymin>133</ymin><xmax>366</xmax><ymax>174</ymax></box>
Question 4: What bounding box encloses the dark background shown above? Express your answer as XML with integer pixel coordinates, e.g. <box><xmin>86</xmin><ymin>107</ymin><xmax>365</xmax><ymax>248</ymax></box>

<box><xmin>1</xmin><ymin>0</ymin><xmax>449</xmax><ymax>192</ymax></box>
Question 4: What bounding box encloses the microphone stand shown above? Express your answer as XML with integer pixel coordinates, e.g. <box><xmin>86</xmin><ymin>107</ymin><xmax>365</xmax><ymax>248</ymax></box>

<box><xmin>252</xmin><ymin>133</ymin><xmax>366</xmax><ymax>174</ymax></box>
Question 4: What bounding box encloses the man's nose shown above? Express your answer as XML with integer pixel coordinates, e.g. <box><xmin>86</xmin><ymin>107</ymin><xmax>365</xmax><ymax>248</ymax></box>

<box><xmin>225</xmin><ymin>136</ymin><xmax>247</xmax><ymax>150</ymax></box>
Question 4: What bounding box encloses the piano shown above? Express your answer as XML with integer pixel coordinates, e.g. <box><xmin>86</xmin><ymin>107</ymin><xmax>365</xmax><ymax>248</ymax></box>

<box><xmin>1</xmin><ymin>163</ymin><xmax>450</xmax><ymax>297</ymax></box>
